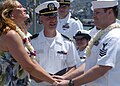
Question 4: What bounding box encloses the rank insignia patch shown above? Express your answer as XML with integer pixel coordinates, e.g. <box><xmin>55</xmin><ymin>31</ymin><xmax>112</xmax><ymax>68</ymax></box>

<box><xmin>99</xmin><ymin>43</ymin><xmax>108</xmax><ymax>57</ymax></box>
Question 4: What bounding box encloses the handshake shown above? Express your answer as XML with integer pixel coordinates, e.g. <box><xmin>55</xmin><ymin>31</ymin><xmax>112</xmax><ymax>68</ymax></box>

<box><xmin>52</xmin><ymin>75</ymin><xmax>74</xmax><ymax>86</ymax></box>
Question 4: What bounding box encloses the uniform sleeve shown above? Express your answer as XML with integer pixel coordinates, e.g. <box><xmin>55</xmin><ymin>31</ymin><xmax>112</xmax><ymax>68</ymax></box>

<box><xmin>66</xmin><ymin>42</ymin><xmax>80</xmax><ymax>67</ymax></box>
<box><xmin>97</xmin><ymin>37</ymin><xmax>118</xmax><ymax>68</ymax></box>
<box><xmin>76</xmin><ymin>19</ymin><xmax>83</xmax><ymax>30</ymax></box>
<box><xmin>71</xmin><ymin>20</ymin><xmax>83</xmax><ymax>37</ymax></box>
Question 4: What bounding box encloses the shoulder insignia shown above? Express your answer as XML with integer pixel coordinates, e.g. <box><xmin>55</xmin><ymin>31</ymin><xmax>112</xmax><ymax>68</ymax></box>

<box><xmin>61</xmin><ymin>34</ymin><xmax>72</xmax><ymax>41</ymax></box>
<box><xmin>29</xmin><ymin>33</ymin><xmax>39</xmax><ymax>40</ymax></box>
<box><xmin>71</xmin><ymin>16</ymin><xmax>79</xmax><ymax>21</ymax></box>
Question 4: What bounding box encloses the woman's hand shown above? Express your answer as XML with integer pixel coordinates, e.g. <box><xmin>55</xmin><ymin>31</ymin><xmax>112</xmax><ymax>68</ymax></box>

<box><xmin>52</xmin><ymin>75</ymin><xmax>65</xmax><ymax>80</ymax></box>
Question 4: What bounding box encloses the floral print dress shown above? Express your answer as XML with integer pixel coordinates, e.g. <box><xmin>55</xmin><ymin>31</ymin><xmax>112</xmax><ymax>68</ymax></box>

<box><xmin>0</xmin><ymin>52</ymin><xmax>30</xmax><ymax>86</ymax></box>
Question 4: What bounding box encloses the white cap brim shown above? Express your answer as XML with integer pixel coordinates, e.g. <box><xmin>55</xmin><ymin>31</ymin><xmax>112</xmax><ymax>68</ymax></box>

<box><xmin>35</xmin><ymin>1</ymin><xmax>59</xmax><ymax>14</ymax></box>
<box><xmin>91</xmin><ymin>1</ymin><xmax>118</xmax><ymax>10</ymax></box>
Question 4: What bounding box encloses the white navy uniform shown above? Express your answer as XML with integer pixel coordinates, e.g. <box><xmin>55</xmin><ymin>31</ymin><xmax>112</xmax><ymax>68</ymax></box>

<box><xmin>57</xmin><ymin>13</ymin><xmax>83</xmax><ymax>40</ymax></box>
<box><xmin>74</xmin><ymin>30</ymin><xmax>91</xmax><ymax>68</ymax></box>
<box><xmin>31</xmin><ymin>30</ymin><xmax>79</xmax><ymax>86</ymax></box>
<box><xmin>76</xmin><ymin>49</ymin><xmax>86</xmax><ymax>68</ymax></box>
<box><xmin>89</xmin><ymin>26</ymin><xmax>99</xmax><ymax>38</ymax></box>
<box><xmin>89</xmin><ymin>19</ymin><xmax>120</xmax><ymax>38</ymax></box>
<box><xmin>85</xmin><ymin>22</ymin><xmax>120</xmax><ymax>86</ymax></box>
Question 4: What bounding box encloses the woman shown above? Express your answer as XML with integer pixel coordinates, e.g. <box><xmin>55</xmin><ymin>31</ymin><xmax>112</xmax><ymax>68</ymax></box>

<box><xmin>73</xmin><ymin>30</ymin><xmax>91</xmax><ymax>67</ymax></box>
<box><xmin>0</xmin><ymin>0</ymin><xmax>57</xmax><ymax>85</ymax></box>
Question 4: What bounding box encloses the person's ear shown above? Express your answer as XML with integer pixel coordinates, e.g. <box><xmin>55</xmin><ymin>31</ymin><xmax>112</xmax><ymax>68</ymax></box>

<box><xmin>107</xmin><ymin>9</ymin><xmax>112</xmax><ymax>15</ymax></box>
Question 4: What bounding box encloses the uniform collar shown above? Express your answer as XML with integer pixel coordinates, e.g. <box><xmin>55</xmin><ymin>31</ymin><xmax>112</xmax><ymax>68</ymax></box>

<box><xmin>38</xmin><ymin>30</ymin><xmax>64</xmax><ymax>45</ymax></box>
<box><xmin>59</xmin><ymin>12</ymin><xmax>71</xmax><ymax>23</ymax></box>
<box><xmin>55</xmin><ymin>31</ymin><xmax>64</xmax><ymax>44</ymax></box>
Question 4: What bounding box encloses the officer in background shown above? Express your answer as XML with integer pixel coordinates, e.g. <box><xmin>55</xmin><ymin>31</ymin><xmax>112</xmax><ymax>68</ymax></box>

<box><xmin>56</xmin><ymin>0</ymin><xmax>83</xmax><ymax>40</ymax></box>
<box><xmin>73</xmin><ymin>30</ymin><xmax>91</xmax><ymax>67</ymax></box>
<box><xmin>30</xmin><ymin>0</ymin><xmax>80</xmax><ymax>86</ymax></box>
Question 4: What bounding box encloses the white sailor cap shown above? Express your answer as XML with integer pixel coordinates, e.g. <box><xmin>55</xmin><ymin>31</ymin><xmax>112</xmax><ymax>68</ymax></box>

<box><xmin>56</xmin><ymin>0</ymin><xmax>73</xmax><ymax>5</ymax></box>
<box><xmin>35</xmin><ymin>0</ymin><xmax>59</xmax><ymax>16</ymax></box>
<box><xmin>91</xmin><ymin>0</ymin><xmax>118</xmax><ymax>10</ymax></box>
<box><xmin>73</xmin><ymin>30</ymin><xmax>91</xmax><ymax>40</ymax></box>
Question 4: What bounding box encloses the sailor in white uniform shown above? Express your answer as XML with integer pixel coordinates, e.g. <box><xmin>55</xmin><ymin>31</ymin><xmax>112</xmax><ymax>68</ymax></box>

<box><xmin>85</xmin><ymin>0</ymin><xmax>120</xmax><ymax>86</ymax></box>
<box><xmin>30</xmin><ymin>0</ymin><xmax>79</xmax><ymax>86</ymax></box>
<box><xmin>73</xmin><ymin>30</ymin><xmax>91</xmax><ymax>67</ymax></box>
<box><xmin>56</xmin><ymin>0</ymin><xmax>83</xmax><ymax>40</ymax></box>
<box><xmin>53</xmin><ymin>0</ymin><xmax>120</xmax><ymax>86</ymax></box>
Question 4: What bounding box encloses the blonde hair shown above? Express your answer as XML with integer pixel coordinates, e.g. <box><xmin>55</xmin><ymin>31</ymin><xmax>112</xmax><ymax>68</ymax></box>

<box><xmin>0</xmin><ymin>0</ymin><xmax>19</xmax><ymax>35</ymax></box>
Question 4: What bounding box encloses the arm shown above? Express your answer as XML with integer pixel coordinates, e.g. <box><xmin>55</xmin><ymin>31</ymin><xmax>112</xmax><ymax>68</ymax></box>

<box><xmin>63</xmin><ymin>66</ymin><xmax>76</xmax><ymax>76</ymax></box>
<box><xmin>61</xmin><ymin>41</ymin><xmax>84</xmax><ymax>79</ymax></box>
<box><xmin>64</xmin><ymin>63</ymin><xmax>85</xmax><ymax>80</ymax></box>
<box><xmin>73</xmin><ymin>65</ymin><xmax>112</xmax><ymax>85</ymax></box>
<box><xmin>5</xmin><ymin>30</ymin><xmax>56</xmax><ymax>84</ymax></box>
<box><xmin>53</xmin><ymin>63</ymin><xmax>84</xmax><ymax>80</ymax></box>
<box><xmin>57</xmin><ymin>65</ymin><xmax>112</xmax><ymax>86</ymax></box>
<box><xmin>30</xmin><ymin>75</ymin><xmax>43</xmax><ymax>83</ymax></box>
